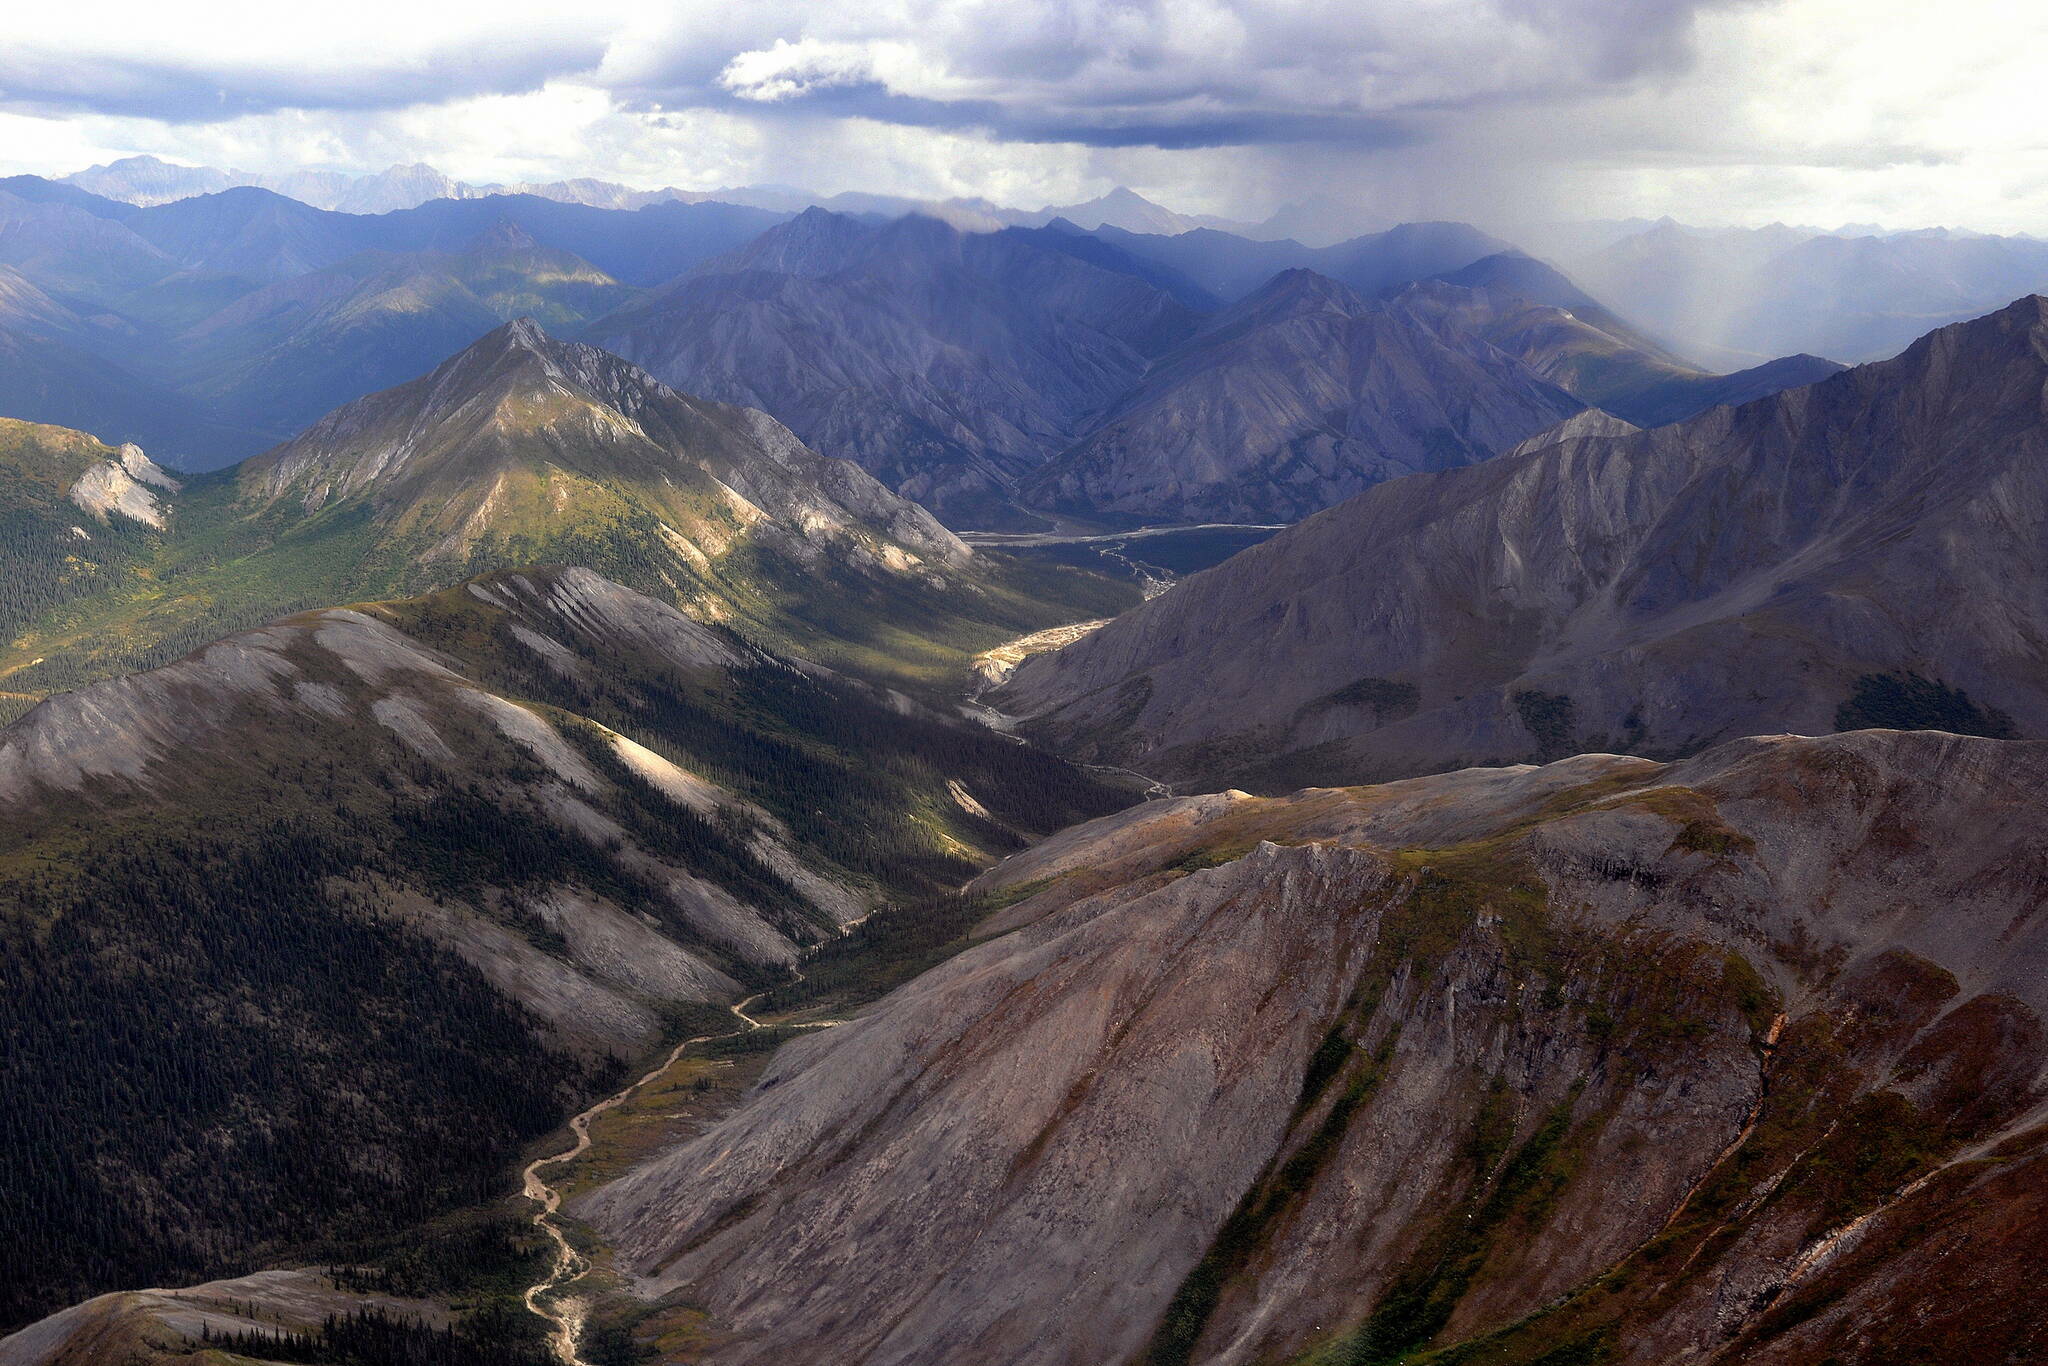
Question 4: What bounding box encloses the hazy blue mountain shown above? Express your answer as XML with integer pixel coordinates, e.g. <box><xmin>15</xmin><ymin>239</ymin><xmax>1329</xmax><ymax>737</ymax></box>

<box><xmin>1391</xmin><ymin>271</ymin><xmax>1846</xmax><ymax>428</ymax></box>
<box><xmin>1022</xmin><ymin>269</ymin><xmax>1584</xmax><ymax>523</ymax></box>
<box><xmin>971</xmin><ymin>220</ymin><xmax>1224</xmax><ymax>311</ymax></box>
<box><xmin>1</xmin><ymin>174</ymin><xmax>788</xmax><ymax>290</ymax></box>
<box><xmin>1433</xmin><ymin>250</ymin><xmax>1684</xmax><ymax>357</ymax></box>
<box><xmin>59</xmin><ymin>155</ymin><xmax>712</xmax><ymax>215</ymax></box>
<box><xmin>163</xmin><ymin>224</ymin><xmax>640</xmax><ymax>445</ymax></box>
<box><xmin>1248</xmin><ymin>195</ymin><xmax>1388</xmax><ymax>246</ymax></box>
<box><xmin>1090</xmin><ymin>220</ymin><xmax>1511</xmax><ymax>301</ymax></box>
<box><xmin>0</xmin><ymin>188</ymin><xmax>172</xmax><ymax>304</ymax></box>
<box><xmin>58</xmin><ymin>155</ymin><xmax>240</xmax><ymax>206</ymax></box>
<box><xmin>585</xmin><ymin>209</ymin><xmax>1206</xmax><ymax>525</ymax></box>
<box><xmin>1017</xmin><ymin>185</ymin><xmax>1254</xmax><ymax>236</ymax></box>
<box><xmin>0</xmin><ymin>179</ymin><xmax>789</xmax><ymax>460</ymax></box>
<box><xmin>0</xmin><ymin>321</ymin><xmax>265</xmax><ymax>464</ymax></box>
<box><xmin>1574</xmin><ymin>220</ymin><xmax>2048</xmax><ymax>363</ymax></box>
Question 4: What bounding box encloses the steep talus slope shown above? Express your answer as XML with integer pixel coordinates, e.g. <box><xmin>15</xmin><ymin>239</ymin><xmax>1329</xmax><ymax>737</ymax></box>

<box><xmin>1001</xmin><ymin>296</ymin><xmax>2048</xmax><ymax>788</ymax></box>
<box><xmin>1022</xmin><ymin>270</ymin><xmax>1586</xmax><ymax>523</ymax></box>
<box><xmin>577</xmin><ymin>730</ymin><xmax>2048</xmax><ymax>1366</ymax></box>
<box><xmin>0</xmin><ymin>573</ymin><xmax>828</xmax><ymax>1029</ymax></box>
<box><xmin>585</xmin><ymin>209</ymin><xmax>1206</xmax><ymax>523</ymax></box>
<box><xmin>0</xmin><ymin>562</ymin><xmax>1134</xmax><ymax>1332</ymax></box>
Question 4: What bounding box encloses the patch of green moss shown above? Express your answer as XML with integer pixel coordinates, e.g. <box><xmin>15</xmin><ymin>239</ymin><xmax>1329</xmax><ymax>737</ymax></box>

<box><xmin>1143</xmin><ymin>1035</ymin><xmax>1396</xmax><ymax>1366</ymax></box>
<box><xmin>1313</xmin><ymin>1094</ymin><xmax>1587</xmax><ymax>1366</ymax></box>
<box><xmin>1167</xmin><ymin>839</ymin><xmax>1269</xmax><ymax>876</ymax></box>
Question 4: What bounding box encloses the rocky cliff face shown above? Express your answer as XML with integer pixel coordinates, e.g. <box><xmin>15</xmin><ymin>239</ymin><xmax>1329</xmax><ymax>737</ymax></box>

<box><xmin>575</xmin><ymin>729</ymin><xmax>2048</xmax><ymax>1366</ymax></box>
<box><xmin>1022</xmin><ymin>270</ymin><xmax>1586</xmax><ymax>524</ymax></box>
<box><xmin>1000</xmin><ymin>296</ymin><xmax>2048</xmax><ymax>789</ymax></box>
<box><xmin>0</xmin><ymin>420</ymin><xmax>178</xmax><ymax>643</ymax></box>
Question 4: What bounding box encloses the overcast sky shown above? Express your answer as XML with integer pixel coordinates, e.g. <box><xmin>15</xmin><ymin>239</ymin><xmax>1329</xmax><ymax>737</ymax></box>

<box><xmin>1</xmin><ymin>0</ymin><xmax>2042</xmax><ymax>232</ymax></box>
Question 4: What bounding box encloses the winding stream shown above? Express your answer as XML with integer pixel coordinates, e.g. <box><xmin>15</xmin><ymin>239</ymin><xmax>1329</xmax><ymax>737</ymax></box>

<box><xmin>520</xmin><ymin>980</ymin><xmax>782</xmax><ymax>1364</ymax></box>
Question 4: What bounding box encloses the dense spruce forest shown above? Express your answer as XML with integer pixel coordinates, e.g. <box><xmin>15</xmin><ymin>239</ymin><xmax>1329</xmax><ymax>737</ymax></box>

<box><xmin>0</xmin><ymin>817</ymin><xmax>602</xmax><ymax>1331</ymax></box>
<box><xmin>0</xmin><ymin>508</ymin><xmax>157</xmax><ymax>638</ymax></box>
<box><xmin>202</xmin><ymin>1304</ymin><xmax>557</xmax><ymax>1366</ymax></box>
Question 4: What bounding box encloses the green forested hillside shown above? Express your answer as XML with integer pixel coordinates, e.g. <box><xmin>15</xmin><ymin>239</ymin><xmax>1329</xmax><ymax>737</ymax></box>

<box><xmin>0</xmin><ymin>327</ymin><xmax>1135</xmax><ymax>699</ymax></box>
<box><xmin>0</xmin><ymin>565</ymin><xmax>1136</xmax><ymax>1333</ymax></box>
<box><xmin>0</xmin><ymin>418</ymin><xmax>165</xmax><ymax>637</ymax></box>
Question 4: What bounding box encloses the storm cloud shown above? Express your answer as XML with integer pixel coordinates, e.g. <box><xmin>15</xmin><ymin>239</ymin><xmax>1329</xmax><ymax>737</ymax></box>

<box><xmin>1</xmin><ymin>0</ymin><xmax>1748</xmax><ymax>144</ymax></box>
<box><xmin>610</xmin><ymin>0</ymin><xmax>1757</xmax><ymax>149</ymax></box>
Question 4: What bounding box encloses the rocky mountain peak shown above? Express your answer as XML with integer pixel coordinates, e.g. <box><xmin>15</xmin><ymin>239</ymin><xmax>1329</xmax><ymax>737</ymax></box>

<box><xmin>468</xmin><ymin>218</ymin><xmax>538</xmax><ymax>253</ymax></box>
<box><xmin>1922</xmin><ymin>290</ymin><xmax>2048</xmax><ymax>360</ymax></box>
<box><xmin>477</xmin><ymin>313</ymin><xmax>550</xmax><ymax>355</ymax></box>
<box><xmin>704</xmin><ymin>205</ymin><xmax>872</xmax><ymax>278</ymax></box>
<box><xmin>243</xmin><ymin>314</ymin><xmax>973</xmax><ymax>578</ymax></box>
<box><xmin>1228</xmin><ymin>266</ymin><xmax>1371</xmax><ymax>319</ymax></box>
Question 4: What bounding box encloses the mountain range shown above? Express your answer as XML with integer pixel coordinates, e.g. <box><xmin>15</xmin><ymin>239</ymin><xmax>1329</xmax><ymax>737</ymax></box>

<box><xmin>0</xmin><ymin>553</ymin><xmax>1132</xmax><ymax>1332</ymax></box>
<box><xmin>164</xmin><ymin>222</ymin><xmax>639</xmax><ymax>437</ymax></box>
<box><xmin>1</xmin><ymin>186</ymin><xmax>2046</xmax><ymax>1366</ymax></box>
<box><xmin>0</xmin><ymin>173</ymin><xmax>1850</xmax><ymax>533</ymax></box>
<box><xmin>55</xmin><ymin>156</ymin><xmax>1340</xmax><ymax>241</ymax></box>
<box><xmin>0</xmin><ymin>322</ymin><xmax>1145</xmax><ymax>1336</ymax></box>
<box><xmin>0</xmin><ymin>319</ymin><xmax>1131</xmax><ymax>703</ymax></box>
<box><xmin>999</xmin><ymin>296</ymin><xmax>2048</xmax><ymax>789</ymax></box>
<box><xmin>1019</xmin><ymin>269</ymin><xmax>1587</xmax><ymax>523</ymax></box>
<box><xmin>0</xmin><ymin>177</ymin><xmax>790</xmax><ymax>462</ymax></box>
<box><xmin>586</xmin><ymin>210</ymin><xmax>1840</xmax><ymax>527</ymax></box>
<box><xmin>1392</xmin><ymin>253</ymin><xmax>1846</xmax><ymax>425</ymax></box>
<box><xmin>585</xmin><ymin>209</ymin><xmax>1210</xmax><ymax>524</ymax></box>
